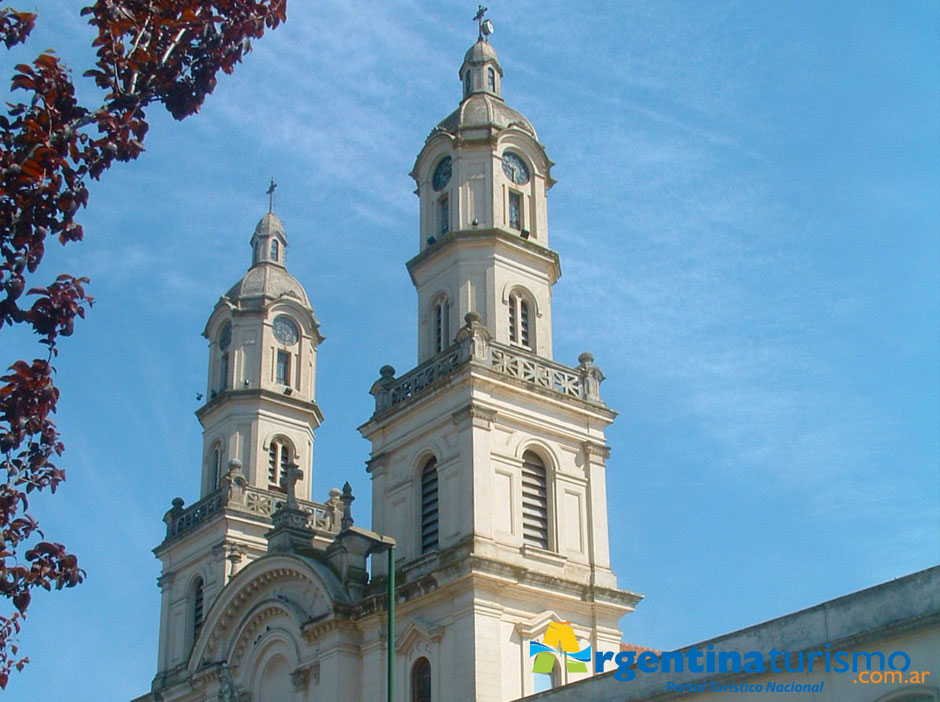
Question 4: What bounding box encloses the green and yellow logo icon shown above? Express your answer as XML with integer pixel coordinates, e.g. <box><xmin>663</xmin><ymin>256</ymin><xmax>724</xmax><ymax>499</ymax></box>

<box><xmin>529</xmin><ymin>621</ymin><xmax>592</xmax><ymax>674</ymax></box>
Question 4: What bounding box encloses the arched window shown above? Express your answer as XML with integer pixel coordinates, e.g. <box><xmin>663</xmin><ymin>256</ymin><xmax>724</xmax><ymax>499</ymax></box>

<box><xmin>464</xmin><ymin>69</ymin><xmax>472</xmax><ymax>97</ymax></box>
<box><xmin>433</xmin><ymin>297</ymin><xmax>449</xmax><ymax>353</ymax></box>
<box><xmin>487</xmin><ymin>66</ymin><xmax>496</xmax><ymax>92</ymax></box>
<box><xmin>420</xmin><ymin>458</ymin><xmax>439</xmax><ymax>553</ymax></box>
<box><xmin>533</xmin><ymin>657</ymin><xmax>560</xmax><ymax>693</ymax></box>
<box><xmin>268</xmin><ymin>439</ymin><xmax>292</xmax><ymax>487</ymax></box>
<box><xmin>439</xmin><ymin>195</ymin><xmax>449</xmax><ymax>235</ymax></box>
<box><xmin>508</xmin><ymin>191</ymin><xmax>522</xmax><ymax>230</ymax></box>
<box><xmin>508</xmin><ymin>292</ymin><xmax>532</xmax><ymax>349</ymax></box>
<box><xmin>276</xmin><ymin>350</ymin><xmax>290</xmax><ymax>385</ymax></box>
<box><xmin>192</xmin><ymin>577</ymin><xmax>205</xmax><ymax>639</ymax></box>
<box><xmin>521</xmin><ymin>451</ymin><xmax>549</xmax><ymax>549</ymax></box>
<box><xmin>270</xmin><ymin>239</ymin><xmax>279</xmax><ymax>261</ymax></box>
<box><xmin>411</xmin><ymin>657</ymin><xmax>432</xmax><ymax>702</ymax></box>
<box><xmin>218</xmin><ymin>352</ymin><xmax>229</xmax><ymax>392</ymax></box>
<box><xmin>211</xmin><ymin>444</ymin><xmax>223</xmax><ymax>489</ymax></box>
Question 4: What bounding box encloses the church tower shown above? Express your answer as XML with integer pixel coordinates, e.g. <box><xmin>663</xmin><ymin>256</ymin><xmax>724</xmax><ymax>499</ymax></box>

<box><xmin>360</xmin><ymin>22</ymin><xmax>641</xmax><ymax>701</ymax></box>
<box><xmin>149</xmin><ymin>208</ymin><xmax>332</xmax><ymax>690</ymax></box>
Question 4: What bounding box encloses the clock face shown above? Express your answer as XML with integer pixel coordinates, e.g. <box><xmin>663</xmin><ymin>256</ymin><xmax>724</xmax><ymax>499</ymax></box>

<box><xmin>432</xmin><ymin>156</ymin><xmax>452</xmax><ymax>191</ymax></box>
<box><xmin>272</xmin><ymin>316</ymin><xmax>299</xmax><ymax>345</ymax></box>
<box><xmin>501</xmin><ymin>152</ymin><xmax>530</xmax><ymax>185</ymax></box>
<box><xmin>219</xmin><ymin>323</ymin><xmax>232</xmax><ymax>351</ymax></box>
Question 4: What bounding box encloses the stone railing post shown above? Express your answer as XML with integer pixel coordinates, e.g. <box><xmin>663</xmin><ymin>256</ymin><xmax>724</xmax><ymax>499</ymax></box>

<box><xmin>456</xmin><ymin>311</ymin><xmax>492</xmax><ymax>363</ymax></box>
<box><xmin>163</xmin><ymin>497</ymin><xmax>185</xmax><ymax>539</ymax></box>
<box><xmin>577</xmin><ymin>351</ymin><xmax>605</xmax><ymax>403</ymax></box>
<box><xmin>220</xmin><ymin>459</ymin><xmax>248</xmax><ymax>506</ymax></box>
<box><xmin>370</xmin><ymin>365</ymin><xmax>396</xmax><ymax>413</ymax></box>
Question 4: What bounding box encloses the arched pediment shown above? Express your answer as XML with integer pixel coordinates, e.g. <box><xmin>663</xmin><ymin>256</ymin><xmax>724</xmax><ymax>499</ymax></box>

<box><xmin>188</xmin><ymin>553</ymin><xmax>350</xmax><ymax>674</ymax></box>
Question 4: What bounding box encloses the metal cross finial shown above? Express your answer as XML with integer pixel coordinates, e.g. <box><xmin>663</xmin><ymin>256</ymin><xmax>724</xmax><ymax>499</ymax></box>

<box><xmin>474</xmin><ymin>5</ymin><xmax>488</xmax><ymax>40</ymax></box>
<box><xmin>266</xmin><ymin>178</ymin><xmax>277</xmax><ymax>213</ymax></box>
<box><xmin>279</xmin><ymin>461</ymin><xmax>303</xmax><ymax>507</ymax></box>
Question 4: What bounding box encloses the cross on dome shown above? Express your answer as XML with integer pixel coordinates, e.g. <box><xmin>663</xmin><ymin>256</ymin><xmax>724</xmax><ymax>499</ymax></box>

<box><xmin>266</xmin><ymin>178</ymin><xmax>277</xmax><ymax>213</ymax></box>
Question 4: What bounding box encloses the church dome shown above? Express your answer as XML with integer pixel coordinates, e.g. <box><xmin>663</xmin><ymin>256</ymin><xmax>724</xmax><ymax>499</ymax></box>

<box><xmin>433</xmin><ymin>94</ymin><xmax>537</xmax><ymax>139</ymax></box>
<box><xmin>254</xmin><ymin>211</ymin><xmax>285</xmax><ymax>238</ymax></box>
<box><xmin>464</xmin><ymin>39</ymin><xmax>499</xmax><ymax>65</ymax></box>
<box><xmin>225</xmin><ymin>263</ymin><xmax>311</xmax><ymax>308</ymax></box>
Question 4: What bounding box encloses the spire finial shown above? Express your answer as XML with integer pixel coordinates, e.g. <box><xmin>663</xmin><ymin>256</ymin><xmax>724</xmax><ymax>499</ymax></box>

<box><xmin>474</xmin><ymin>5</ymin><xmax>491</xmax><ymax>42</ymax></box>
<box><xmin>266</xmin><ymin>178</ymin><xmax>277</xmax><ymax>214</ymax></box>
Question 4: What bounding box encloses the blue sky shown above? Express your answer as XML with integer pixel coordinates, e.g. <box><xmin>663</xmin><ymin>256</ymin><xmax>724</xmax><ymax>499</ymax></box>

<box><xmin>3</xmin><ymin>1</ymin><xmax>938</xmax><ymax>699</ymax></box>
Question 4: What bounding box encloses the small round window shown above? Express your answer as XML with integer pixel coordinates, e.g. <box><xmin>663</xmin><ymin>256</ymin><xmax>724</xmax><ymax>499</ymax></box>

<box><xmin>432</xmin><ymin>156</ymin><xmax>452</xmax><ymax>191</ymax></box>
<box><xmin>272</xmin><ymin>316</ymin><xmax>299</xmax><ymax>345</ymax></box>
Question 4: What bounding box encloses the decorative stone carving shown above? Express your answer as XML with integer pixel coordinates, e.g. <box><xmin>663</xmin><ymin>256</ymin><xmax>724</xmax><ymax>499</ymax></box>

<box><xmin>322</xmin><ymin>487</ymin><xmax>344</xmax><ymax>531</ymax></box>
<box><xmin>220</xmin><ymin>459</ymin><xmax>247</xmax><ymax>506</ymax></box>
<box><xmin>340</xmin><ymin>482</ymin><xmax>355</xmax><ymax>531</ymax></box>
<box><xmin>455</xmin><ymin>311</ymin><xmax>491</xmax><ymax>362</ymax></box>
<box><xmin>289</xmin><ymin>666</ymin><xmax>311</xmax><ymax>692</ymax></box>
<box><xmin>577</xmin><ymin>351</ymin><xmax>605</xmax><ymax>403</ymax></box>
<box><xmin>279</xmin><ymin>461</ymin><xmax>303</xmax><ymax>508</ymax></box>
<box><xmin>369</xmin><ymin>365</ymin><xmax>397</xmax><ymax>412</ymax></box>
<box><xmin>217</xmin><ymin>662</ymin><xmax>238</xmax><ymax>702</ymax></box>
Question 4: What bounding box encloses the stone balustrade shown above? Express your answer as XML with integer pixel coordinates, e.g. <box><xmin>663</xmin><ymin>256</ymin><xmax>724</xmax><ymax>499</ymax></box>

<box><xmin>163</xmin><ymin>485</ymin><xmax>335</xmax><ymax>542</ymax></box>
<box><xmin>370</xmin><ymin>312</ymin><xmax>606</xmax><ymax>416</ymax></box>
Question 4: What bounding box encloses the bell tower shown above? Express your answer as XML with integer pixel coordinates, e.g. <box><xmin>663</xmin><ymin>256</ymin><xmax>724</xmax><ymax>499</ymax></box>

<box><xmin>149</xmin><ymin>206</ymin><xmax>330</xmax><ymax>690</ymax></box>
<box><xmin>199</xmin><ymin>209</ymin><xmax>324</xmax><ymax>500</ymax></box>
<box><xmin>360</xmin><ymin>21</ymin><xmax>641</xmax><ymax>701</ymax></box>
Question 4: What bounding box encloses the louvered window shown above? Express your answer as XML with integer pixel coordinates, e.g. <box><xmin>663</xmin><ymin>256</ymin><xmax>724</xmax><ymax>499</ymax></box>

<box><xmin>211</xmin><ymin>445</ymin><xmax>222</xmax><ymax>488</ymax></box>
<box><xmin>267</xmin><ymin>440</ymin><xmax>291</xmax><ymax>487</ymax></box>
<box><xmin>520</xmin><ymin>300</ymin><xmax>530</xmax><ymax>347</ymax></box>
<box><xmin>193</xmin><ymin>578</ymin><xmax>204</xmax><ymax>638</ymax></box>
<box><xmin>434</xmin><ymin>298</ymin><xmax>449</xmax><ymax>353</ymax></box>
<box><xmin>421</xmin><ymin>458</ymin><xmax>439</xmax><ymax>553</ymax></box>
<box><xmin>280</xmin><ymin>445</ymin><xmax>290</xmax><ymax>483</ymax></box>
<box><xmin>487</xmin><ymin>67</ymin><xmax>496</xmax><ymax>92</ymax></box>
<box><xmin>509</xmin><ymin>292</ymin><xmax>533</xmax><ymax>348</ymax></box>
<box><xmin>521</xmin><ymin>451</ymin><xmax>549</xmax><ymax>549</ymax></box>
<box><xmin>268</xmin><ymin>444</ymin><xmax>278</xmax><ymax>484</ymax></box>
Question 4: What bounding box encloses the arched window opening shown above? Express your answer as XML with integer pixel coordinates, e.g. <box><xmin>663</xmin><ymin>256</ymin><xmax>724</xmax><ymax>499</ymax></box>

<box><xmin>218</xmin><ymin>352</ymin><xmax>229</xmax><ymax>392</ymax></box>
<box><xmin>508</xmin><ymin>292</ymin><xmax>533</xmax><ymax>349</ymax></box>
<box><xmin>464</xmin><ymin>69</ymin><xmax>472</xmax><ymax>97</ymax></box>
<box><xmin>276</xmin><ymin>350</ymin><xmax>291</xmax><ymax>386</ymax></box>
<box><xmin>521</xmin><ymin>451</ymin><xmax>549</xmax><ymax>549</ymax></box>
<box><xmin>211</xmin><ymin>444</ymin><xmax>223</xmax><ymax>489</ymax></box>
<box><xmin>270</xmin><ymin>239</ymin><xmax>279</xmax><ymax>261</ymax></box>
<box><xmin>192</xmin><ymin>578</ymin><xmax>204</xmax><ymax>639</ymax></box>
<box><xmin>508</xmin><ymin>191</ymin><xmax>522</xmax><ymax>230</ymax></box>
<box><xmin>434</xmin><ymin>297</ymin><xmax>449</xmax><ymax>353</ymax></box>
<box><xmin>487</xmin><ymin>67</ymin><xmax>496</xmax><ymax>92</ymax></box>
<box><xmin>421</xmin><ymin>458</ymin><xmax>439</xmax><ymax>553</ymax></box>
<box><xmin>439</xmin><ymin>195</ymin><xmax>449</xmax><ymax>235</ymax></box>
<box><xmin>268</xmin><ymin>440</ymin><xmax>292</xmax><ymax>488</ymax></box>
<box><xmin>533</xmin><ymin>657</ymin><xmax>560</xmax><ymax>693</ymax></box>
<box><xmin>520</xmin><ymin>300</ymin><xmax>530</xmax><ymax>347</ymax></box>
<box><xmin>411</xmin><ymin>657</ymin><xmax>432</xmax><ymax>702</ymax></box>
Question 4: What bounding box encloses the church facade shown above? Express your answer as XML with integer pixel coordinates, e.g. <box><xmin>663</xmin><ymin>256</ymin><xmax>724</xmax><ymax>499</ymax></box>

<box><xmin>134</xmin><ymin>29</ymin><xmax>640</xmax><ymax>702</ymax></box>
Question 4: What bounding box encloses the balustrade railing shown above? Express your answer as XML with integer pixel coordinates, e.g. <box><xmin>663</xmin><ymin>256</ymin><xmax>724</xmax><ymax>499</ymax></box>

<box><xmin>164</xmin><ymin>485</ymin><xmax>333</xmax><ymax>541</ymax></box>
<box><xmin>370</xmin><ymin>313</ymin><xmax>606</xmax><ymax>416</ymax></box>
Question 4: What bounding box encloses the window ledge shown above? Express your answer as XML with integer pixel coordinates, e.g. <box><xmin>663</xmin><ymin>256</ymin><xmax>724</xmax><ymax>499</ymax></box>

<box><xmin>521</xmin><ymin>545</ymin><xmax>567</xmax><ymax>567</ymax></box>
